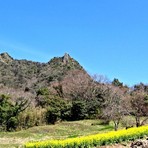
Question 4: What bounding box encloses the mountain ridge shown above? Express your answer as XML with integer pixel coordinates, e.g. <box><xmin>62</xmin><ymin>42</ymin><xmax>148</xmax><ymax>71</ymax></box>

<box><xmin>0</xmin><ymin>52</ymin><xmax>86</xmax><ymax>92</ymax></box>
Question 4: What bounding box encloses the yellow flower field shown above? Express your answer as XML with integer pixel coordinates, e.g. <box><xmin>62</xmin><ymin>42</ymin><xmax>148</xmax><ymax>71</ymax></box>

<box><xmin>25</xmin><ymin>125</ymin><xmax>148</xmax><ymax>148</ymax></box>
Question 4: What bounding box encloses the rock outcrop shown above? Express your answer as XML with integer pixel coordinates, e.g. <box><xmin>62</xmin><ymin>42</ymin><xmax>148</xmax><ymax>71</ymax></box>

<box><xmin>0</xmin><ymin>52</ymin><xmax>13</xmax><ymax>64</ymax></box>
<box><xmin>131</xmin><ymin>138</ymin><xmax>148</xmax><ymax>148</ymax></box>
<box><xmin>62</xmin><ymin>53</ymin><xmax>70</xmax><ymax>64</ymax></box>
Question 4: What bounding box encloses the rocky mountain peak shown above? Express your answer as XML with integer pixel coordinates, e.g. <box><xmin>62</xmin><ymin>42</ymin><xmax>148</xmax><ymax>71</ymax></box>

<box><xmin>62</xmin><ymin>53</ymin><xmax>71</xmax><ymax>64</ymax></box>
<box><xmin>0</xmin><ymin>52</ymin><xmax>13</xmax><ymax>64</ymax></box>
<box><xmin>0</xmin><ymin>52</ymin><xmax>85</xmax><ymax>90</ymax></box>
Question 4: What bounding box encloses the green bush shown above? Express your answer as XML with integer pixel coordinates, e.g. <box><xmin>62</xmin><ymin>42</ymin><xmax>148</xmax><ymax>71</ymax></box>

<box><xmin>7</xmin><ymin>117</ymin><xmax>18</xmax><ymax>131</ymax></box>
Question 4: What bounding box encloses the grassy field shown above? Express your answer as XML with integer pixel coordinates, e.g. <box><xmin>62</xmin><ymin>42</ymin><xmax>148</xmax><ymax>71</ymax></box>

<box><xmin>0</xmin><ymin>120</ymin><xmax>114</xmax><ymax>148</ymax></box>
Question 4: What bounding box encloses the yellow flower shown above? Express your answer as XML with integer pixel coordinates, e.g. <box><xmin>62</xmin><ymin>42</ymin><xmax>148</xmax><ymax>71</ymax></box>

<box><xmin>25</xmin><ymin>125</ymin><xmax>148</xmax><ymax>148</ymax></box>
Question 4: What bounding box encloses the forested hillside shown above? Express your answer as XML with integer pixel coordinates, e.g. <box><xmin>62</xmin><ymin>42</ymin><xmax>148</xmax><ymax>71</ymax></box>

<box><xmin>0</xmin><ymin>52</ymin><xmax>83</xmax><ymax>90</ymax></box>
<box><xmin>0</xmin><ymin>52</ymin><xmax>148</xmax><ymax>133</ymax></box>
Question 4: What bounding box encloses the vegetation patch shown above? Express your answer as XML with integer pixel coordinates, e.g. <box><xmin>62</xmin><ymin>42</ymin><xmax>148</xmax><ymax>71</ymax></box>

<box><xmin>25</xmin><ymin>125</ymin><xmax>148</xmax><ymax>148</ymax></box>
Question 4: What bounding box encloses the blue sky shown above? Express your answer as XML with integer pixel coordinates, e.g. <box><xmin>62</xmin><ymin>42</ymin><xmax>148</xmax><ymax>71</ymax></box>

<box><xmin>0</xmin><ymin>0</ymin><xmax>148</xmax><ymax>86</ymax></box>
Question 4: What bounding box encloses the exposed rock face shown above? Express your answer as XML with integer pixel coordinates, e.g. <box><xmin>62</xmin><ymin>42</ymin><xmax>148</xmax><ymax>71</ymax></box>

<box><xmin>63</xmin><ymin>53</ymin><xmax>70</xmax><ymax>64</ymax></box>
<box><xmin>131</xmin><ymin>138</ymin><xmax>148</xmax><ymax>148</ymax></box>
<box><xmin>0</xmin><ymin>52</ymin><xmax>13</xmax><ymax>64</ymax></box>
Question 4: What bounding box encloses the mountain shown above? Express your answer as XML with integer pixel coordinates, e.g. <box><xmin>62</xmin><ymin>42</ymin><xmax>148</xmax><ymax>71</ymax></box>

<box><xmin>0</xmin><ymin>52</ymin><xmax>86</xmax><ymax>93</ymax></box>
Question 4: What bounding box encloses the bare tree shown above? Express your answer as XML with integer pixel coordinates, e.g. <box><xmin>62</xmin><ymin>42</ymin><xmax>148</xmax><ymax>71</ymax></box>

<box><xmin>92</xmin><ymin>74</ymin><xmax>110</xmax><ymax>84</ymax></box>
<box><xmin>55</xmin><ymin>70</ymin><xmax>96</xmax><ymax>100</ymax></box>
<box><xmin>130</xmin><ymin>91</ymin><xmax>148</xmax><ymax>127</ymax></box>
<box><xmin>102</xmin><ymin>86</ymin><xmax>129</xmax><ymax>131</ymax></box>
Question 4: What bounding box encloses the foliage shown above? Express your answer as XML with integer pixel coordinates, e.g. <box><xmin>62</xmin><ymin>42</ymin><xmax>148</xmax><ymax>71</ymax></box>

<box><xmin>0</xmin><ymin>94</ymin><xmax>28</xmax><ymax>131</ymax></box>
<box><xmin>71</xmin><ymin>98</ymin><xmax>102</xmax><ymax>120</ymax></box>
<box><xmin>71</xmin><ymin>99</ymin><xmax>88</xmax><ymax>120</ymax></box>
<box><xmin>112</xmin><ymin>78</ymin><xmax>123</xmax><ymax>87</ymax></box>
<box><xmin>46</xmin><ymin>98</ymin><xmax>71</xmax><ymax>124</ymax></box>
<box><xmin>18</xmin><ymin>107</ymin><xmax>46</xmax><ymax>129</ymax></box>
<box><xmin>86</xmin><ymin>98</ymin><xmax>101</xmax><ymax>119</ymax></box>
<box><xmin>37</xmin><ymin>88</ymin><xmax>49</xmax><ymax>96</ymax></box>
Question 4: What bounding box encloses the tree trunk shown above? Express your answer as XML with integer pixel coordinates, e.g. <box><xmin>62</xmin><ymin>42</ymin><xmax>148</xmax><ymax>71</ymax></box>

<box><xmin>114</xmin><ymin>121</ymin><xmax>119</xmax><ymax>131</ymax></box>
<box><xmin>136</xmin><ymin>116</ymin><xmax>140</xmax><ymax>127</ymax></box>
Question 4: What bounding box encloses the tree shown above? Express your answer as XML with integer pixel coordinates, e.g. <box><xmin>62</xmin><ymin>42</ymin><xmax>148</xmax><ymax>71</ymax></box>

<box><xmin>92</xmin><ymin>74</ymin><xmax>110</xmax><ymax>84</ymax></box>
<box><xmin>71</xmin><ymin>99</ymin><xmax>88</xmax><ymax>120</ymax></box>
<box><xmin>0</xmin><ymin>94</ymin><xmax>29</xmax><ymax>131</ymax></box>
<box><xmin>46</xmin><ymin>97</ymin><xmax>71</xmax><ymax>124</ymax></box>
<box><xmin>58</xmin><ymin>71</ymin><xmax>110</xmax><ymax>120</ymax></box>
<box><xmin>130</xmin><ymin>91</ymin><xmax>148</xmax><ymax>127</ymax></box>
<box><xmin>58</xmin><ymin>70</ymin><xmax>96</xmax><ymax>100</ymax></box>
<box><xmin>35</xmin><ymin>87</ymin><xmax>50</xmax><ymax>107</ymax></box>
<box><xmin>112</xmin><ymin>78</ymin><xmax>123</xmax><ymax>87</ymax></box>
<box><xmin>102</xmin><ymin>86</ymin><xmax>129</xmax><ymax>131</ymax></box>
<box><xmin>132</xmin><ymin>83</ymin><xmax>148</xmax><ymax>94</ymax></box>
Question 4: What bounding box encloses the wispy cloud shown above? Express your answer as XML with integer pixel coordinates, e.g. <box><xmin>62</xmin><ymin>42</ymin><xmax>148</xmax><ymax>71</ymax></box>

<box><xmin>0</xmin><ymin>40</ymin><xmax>52</xmax><ymax>62</ymax></box>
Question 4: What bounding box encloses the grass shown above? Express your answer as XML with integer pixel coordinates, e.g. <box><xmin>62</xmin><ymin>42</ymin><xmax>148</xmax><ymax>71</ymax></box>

<box><xmin>0</xmin><ymin>120</ymin><xmax>114</xmax><ymax>148</ymax></box>
<box><xmin>3</xmin><ymin>117</ymin><xmax>147</xmax><ymax>148</ymax></box>
<box><xmin>25</xmin><ymin>125</ymin><xmax>148</xmax><ymax>148</ymax></box>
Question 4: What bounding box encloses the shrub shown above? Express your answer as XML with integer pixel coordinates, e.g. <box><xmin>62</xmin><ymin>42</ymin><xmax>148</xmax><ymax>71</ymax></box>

<box><xmin>7</xmin><ymin>117</ymin><xmax>18</xmax><ymax>131</ymax></box>
<box><xmin>18</xmin><ymin>107</ymin><xmax>46</xmax><ymax>129</ymax></box>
